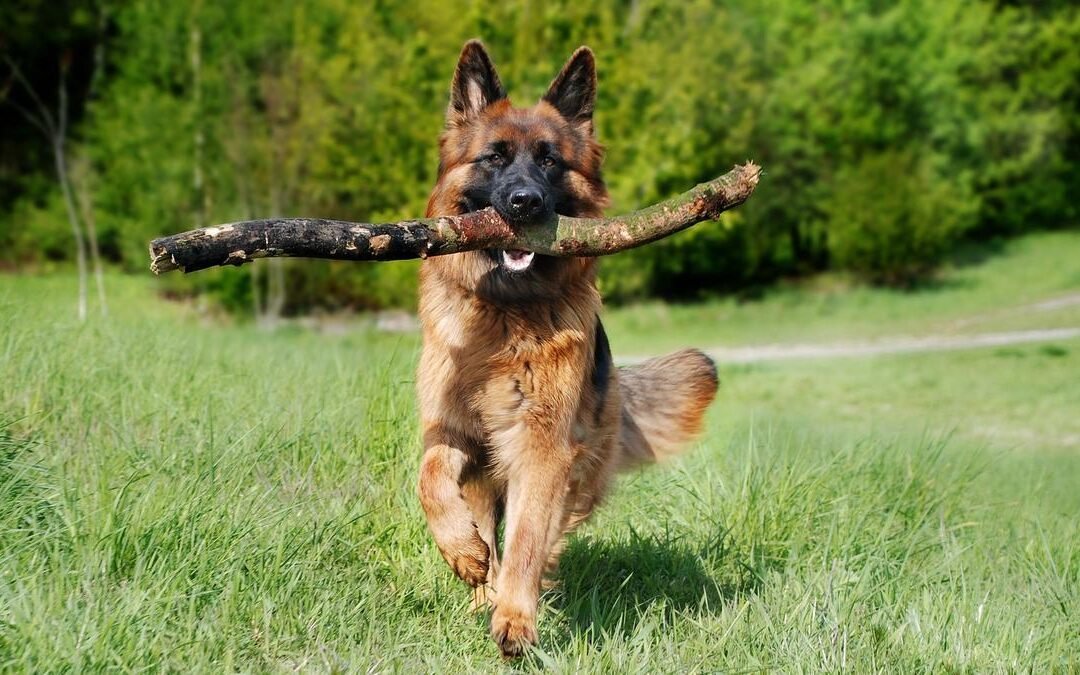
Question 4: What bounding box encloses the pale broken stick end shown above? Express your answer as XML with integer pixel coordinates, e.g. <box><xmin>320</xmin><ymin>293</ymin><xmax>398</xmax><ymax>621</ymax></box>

<box><xmin>743</xmin><ymin>160</ymin><xmax>762</xmax><ymax>184</ymax></box>
<box><xmin>149</xmin><ymin>242</ymin><xmax>180</xmax><ymax>275</ymax></box>
<box><xmin>735</xmin><ymin>160</ymin><xmax>763</xmax><ymax>203</ymax></box>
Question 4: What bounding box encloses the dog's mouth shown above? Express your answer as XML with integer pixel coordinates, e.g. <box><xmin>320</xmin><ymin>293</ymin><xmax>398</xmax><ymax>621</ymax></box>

<box><xmin>499</xmin><ymin>249</ymin><xmax>535</xmax><ymax>273</ymax></box>
<box><xmin>462</xmin><ymin>200</ymin><xmax>537</xmax><ymax>273</ymax></box>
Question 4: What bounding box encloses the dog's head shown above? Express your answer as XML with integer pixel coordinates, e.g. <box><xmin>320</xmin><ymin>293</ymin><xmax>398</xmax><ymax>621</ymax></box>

<box><xmin>426</xmin><ymin>41</ymin><xmax>609</xmax><ymax>302</ymax></box>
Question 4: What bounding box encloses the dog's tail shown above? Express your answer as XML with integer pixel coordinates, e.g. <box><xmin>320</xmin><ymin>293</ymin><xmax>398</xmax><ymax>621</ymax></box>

<box><xmin>616</xmin><ymin>349</ymin><xmax>719</xmax><ymax>467</ymax></box>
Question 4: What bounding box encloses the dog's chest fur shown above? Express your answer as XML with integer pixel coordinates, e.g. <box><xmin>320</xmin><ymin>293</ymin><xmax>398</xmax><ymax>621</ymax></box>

<box><xmin>416</xmin><ymin>258</ymin><xmax>612</xmax><ymax>472</ymax></box>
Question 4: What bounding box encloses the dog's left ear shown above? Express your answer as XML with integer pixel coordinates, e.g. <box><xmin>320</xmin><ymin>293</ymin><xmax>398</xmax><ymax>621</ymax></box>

<box><xmin>542</xmin><ymin>47</ymin><xmax>597</xmax><ymax>134</ymax></box>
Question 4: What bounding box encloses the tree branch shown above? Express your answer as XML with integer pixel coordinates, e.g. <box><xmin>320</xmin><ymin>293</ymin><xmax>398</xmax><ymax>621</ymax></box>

<box><xmin>2</xmin><ymin>56</ymin><xmax>57</xmax><ymax>136</ymax></box>
<box><xmin>149</xmin><ymin>161</ymin><xmax>761</xmax><ymax>274</ymax></box>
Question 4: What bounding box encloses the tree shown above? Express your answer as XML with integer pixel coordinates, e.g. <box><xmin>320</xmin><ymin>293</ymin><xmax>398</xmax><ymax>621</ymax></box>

<box><xmin>3</xmin><ymin>56</ymin><xmax>93</xmax><ymax>319</ymax></box>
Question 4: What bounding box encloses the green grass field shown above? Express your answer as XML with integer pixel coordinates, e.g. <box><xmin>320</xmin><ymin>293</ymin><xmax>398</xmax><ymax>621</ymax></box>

<box><xmin>1</xmin><ymin>232</ymin><xmax>1078</xmax><ymax>671</ymax></box>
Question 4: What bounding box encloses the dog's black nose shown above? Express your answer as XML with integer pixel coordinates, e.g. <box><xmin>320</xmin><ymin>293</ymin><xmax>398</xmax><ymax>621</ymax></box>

<box><xmin>508</xmin><ymin>188</ymin><xmax>544</xmax><ymax>218</ymax></box>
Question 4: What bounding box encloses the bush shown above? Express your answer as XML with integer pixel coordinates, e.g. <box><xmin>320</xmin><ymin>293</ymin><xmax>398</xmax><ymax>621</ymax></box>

<box><xmin>1</xmin><ymin>190</ymin><xmax>74</xmax><ymax>267</ymax></box>
<box><xmin>184</xmin><ymin>259</ymin><xmax>421</xmax><ymax>316</ymax></box>
<box><xmin>598</xmin><ymin>213</ymin><xmax>761</xmax><ymax>303</ymax></box>
<box><xmin>824</xmin><ymin>151</ymin><xmax>976</xmax><ymax>285</ymax></box>
<box><xmin>5</xmin><ymin>0</ymin><xmax>1078</xmax><ymax>310</ymax></box>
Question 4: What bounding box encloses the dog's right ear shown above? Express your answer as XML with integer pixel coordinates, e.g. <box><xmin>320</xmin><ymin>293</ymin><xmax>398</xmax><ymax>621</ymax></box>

<box><xmin>447</xmin><ymin>40</ymin><xmax>506</xmax><ymax>128</ymax></box>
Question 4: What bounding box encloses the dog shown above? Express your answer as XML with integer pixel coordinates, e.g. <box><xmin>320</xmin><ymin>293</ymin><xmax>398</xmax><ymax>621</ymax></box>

<box><xmin>416</xmin><ymin>40</ymin><xmax>719</xmax><ymax>657</ymax></box>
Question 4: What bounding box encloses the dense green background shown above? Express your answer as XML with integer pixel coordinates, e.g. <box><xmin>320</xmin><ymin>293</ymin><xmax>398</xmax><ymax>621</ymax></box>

<box><xmin>3</xmin><ymin>0</ymin><xmax>1079</xmax><ymax>312</ymax></box>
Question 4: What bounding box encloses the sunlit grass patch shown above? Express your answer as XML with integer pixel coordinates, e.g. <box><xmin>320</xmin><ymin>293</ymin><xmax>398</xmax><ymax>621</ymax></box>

<box><xmin>0</xmin><ymin>253</ymin><xmax>1077</xmax><ymax>670</ymax></box>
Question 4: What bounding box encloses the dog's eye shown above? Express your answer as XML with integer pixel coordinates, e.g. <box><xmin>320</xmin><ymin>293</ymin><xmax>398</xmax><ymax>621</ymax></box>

<box><xmin>539</xmin><ymin>155</ymin><xmax>557</xmax><ymax>169</ymax></box>
<box><xmin>484</xmin><ymin>152</ymin><xmax>505</xmax><ymax>166</ymax></box>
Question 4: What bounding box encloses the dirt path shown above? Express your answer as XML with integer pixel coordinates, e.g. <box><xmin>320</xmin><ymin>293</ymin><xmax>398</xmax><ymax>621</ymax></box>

<box><xmin>949</xmin><ymin>292</ymin><xmax>1080</xmax><ymax>329</ymax></box>
<box><xmin>620</xmin><ymin>326</ymin><xmax>1080</xmax><ymax>365</ymax></box>
<box><xmin>705</xmin><ymin>327</ymin><xmax>1080</xmax><ymax>363</ymax></box>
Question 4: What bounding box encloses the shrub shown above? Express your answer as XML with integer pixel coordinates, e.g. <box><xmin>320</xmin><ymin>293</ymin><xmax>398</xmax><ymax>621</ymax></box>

<box><xmin>824</xmin><ymin>151</ymin><xmax>976</xmax><ymax>285</ymax></box>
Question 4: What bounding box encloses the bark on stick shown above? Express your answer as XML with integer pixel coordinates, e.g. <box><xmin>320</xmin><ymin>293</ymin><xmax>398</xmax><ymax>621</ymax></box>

<box><xmin>149</xmin><ymin>162</ymin><xmax>761</xmax><ymax>275</ymax></box>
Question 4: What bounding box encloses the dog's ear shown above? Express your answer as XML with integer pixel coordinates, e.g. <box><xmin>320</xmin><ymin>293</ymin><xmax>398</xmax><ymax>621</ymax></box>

<box><xmin>447</xmin><ymin>40</ymin><xmax>506</xmax><ymax>128</ymax></box>
<box><xmin>542</xmin><ymin>47</ymin><xmax>597</xmax><ymax>134</ymax></box>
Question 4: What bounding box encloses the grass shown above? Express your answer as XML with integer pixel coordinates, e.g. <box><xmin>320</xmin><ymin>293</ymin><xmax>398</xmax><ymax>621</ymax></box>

<box><xmin>603</xmin><ymin>230</ymin><xmax>1080</xmax><ymax>355</ymax></box>
<box><xmin>717</xmin><ymin>344</ymin><xmax>1080</xmax><ymax>457</ymax></box>
<box><xmin>1</xmin><ymin>232</ymin><xmax>1079</xmax><ymax>671</ymax></box>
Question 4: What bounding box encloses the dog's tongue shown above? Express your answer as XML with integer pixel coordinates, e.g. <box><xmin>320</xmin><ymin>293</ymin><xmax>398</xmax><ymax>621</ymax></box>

<box><xmin>500</xmin><ymin>249</ymin><xmax>535</xmax><ymax>272</ymax></box>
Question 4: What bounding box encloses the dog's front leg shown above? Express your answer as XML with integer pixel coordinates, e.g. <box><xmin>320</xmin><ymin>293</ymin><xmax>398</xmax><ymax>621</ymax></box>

<box><xmin>417</xmin><ymin>438</ymin><xmax>490</xmax><ymax>588</ymax></box>
<box><xmin>489</xmin><ymin>441</ymin><xmax>572</xmax><ymax>657</ymax></box>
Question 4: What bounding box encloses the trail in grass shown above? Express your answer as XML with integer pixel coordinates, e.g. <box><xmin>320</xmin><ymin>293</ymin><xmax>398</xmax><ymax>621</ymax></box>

<box><xmin>620</xmin><ymin>326</ymin><xmax>1080</xmax><ymax>364</ymax></box>
<box><xmin>949</xmin><ymin>291</ymin><xmax>1080</xmax><ymax>328</ymax></box>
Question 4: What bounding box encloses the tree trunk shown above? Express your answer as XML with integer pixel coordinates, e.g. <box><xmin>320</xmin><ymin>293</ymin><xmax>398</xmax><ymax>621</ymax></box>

<box><xmin>4</xmin><ymin>56</ymin><xmax>93</xmax><ymax>320</ymax></box>
<box><xmin>74</xmin><ymin>167</ymin><xmax>108</xmax><ymax>316</ymax></box>
<box><xmin>54</xmin><ymin>140</ymin><xmax>88</xmax><ymax>321</ymax></box>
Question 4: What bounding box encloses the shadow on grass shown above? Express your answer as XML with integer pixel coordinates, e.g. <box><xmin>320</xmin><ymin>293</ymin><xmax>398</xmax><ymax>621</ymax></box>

<box><xmin>948</xmin><ymin>236</ymin><xmax>1007</xmax><ymax>268</ymax></box>
<box><xmin>543</xmin><ymin>530</ymin><xmax>758</xmax><ymax>646</ymax></box>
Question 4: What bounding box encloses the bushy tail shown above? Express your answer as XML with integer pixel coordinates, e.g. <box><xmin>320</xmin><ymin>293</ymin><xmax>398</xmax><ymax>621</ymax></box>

<box><xmin>616</xmin><ymin>349</ymin><xmax>719</xmax><ymax>467</ymax></box>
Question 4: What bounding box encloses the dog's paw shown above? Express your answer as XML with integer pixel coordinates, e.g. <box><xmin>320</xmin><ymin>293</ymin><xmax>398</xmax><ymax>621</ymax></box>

<box><xmin>441</xmin><ymin>528</ymin><xmax>489</xmax><ymax>588</ymax></box>
<box><xmin>490</xmin><ymin>604</ymin><xmax>537</xmax><ymax>658</ymax></box>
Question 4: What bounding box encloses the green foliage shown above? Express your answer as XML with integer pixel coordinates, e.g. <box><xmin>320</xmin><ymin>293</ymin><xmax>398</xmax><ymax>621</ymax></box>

<box><xmin>266</xmin><ymin>260</ymin><xmax>422</xmax><ymax>314</ymax></box>
<box><xmin>0</xmin><ymin>0</ymin><xmax>103</xmax><ymax>212</ymax></box>
<box><xmin>3</xmin><ymin>0</ymin><xmax>1079</xmax><ymax>309</ymax></box>
<box><xmin>3</xmin><ymin>189</ymin><xmax>74</xmax><ymax>263</ymax></box>
<box><xmin>161</xmin><ymin>259</ymin><xmax>421</xmax><ymax>315</ymax></box>
<box><xmin>823</xmin><ymin>151</ymin><xmax>976</xmax><ymax>284</ymax></box>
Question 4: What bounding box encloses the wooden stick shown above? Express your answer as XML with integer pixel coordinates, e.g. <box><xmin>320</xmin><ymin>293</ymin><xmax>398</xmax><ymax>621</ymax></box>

<box><xmin>149</xmin><ymin>162</ymin><xmax>760</xmax><ymax>274</ymax></box>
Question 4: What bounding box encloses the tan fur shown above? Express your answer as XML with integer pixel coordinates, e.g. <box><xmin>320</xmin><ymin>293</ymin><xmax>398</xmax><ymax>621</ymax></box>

<box><xmin>415</xmin><ymin>42</ymin><xmax>719</xmax><ymax>657</ymax></box>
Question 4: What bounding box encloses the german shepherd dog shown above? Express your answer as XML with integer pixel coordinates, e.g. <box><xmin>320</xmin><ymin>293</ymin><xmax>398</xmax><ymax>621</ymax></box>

<box><xmin>417</xmin><ymin>40</ymin><xmax>718</xmax><ymax>656</ymax></box>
